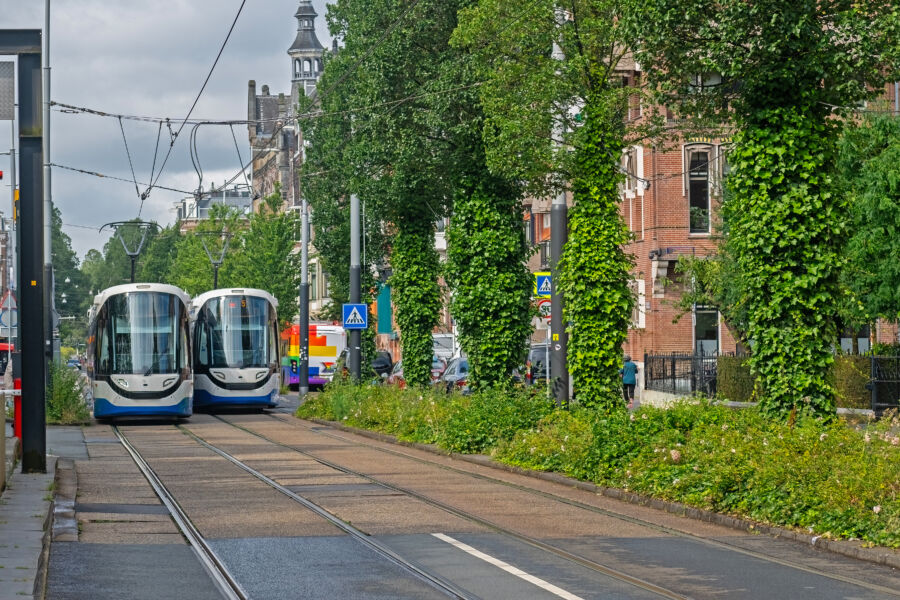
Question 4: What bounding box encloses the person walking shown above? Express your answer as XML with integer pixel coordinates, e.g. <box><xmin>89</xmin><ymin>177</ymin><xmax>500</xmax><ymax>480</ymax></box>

<box><xmin>620</xmin><ymin>355</ymin><xmax>637</xmax><ymax>409</ymax></box>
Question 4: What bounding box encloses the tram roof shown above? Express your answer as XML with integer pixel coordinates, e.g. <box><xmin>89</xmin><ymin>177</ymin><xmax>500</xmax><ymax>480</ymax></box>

<box><xmin>92</xmin><ymin>283</ymin><xmax>191</xmax><ymax>310</ymax></box>
<box><xmin>191</xmin><ymin>288</ymin><xmax>279</xmax><ymax>311</ymax></box>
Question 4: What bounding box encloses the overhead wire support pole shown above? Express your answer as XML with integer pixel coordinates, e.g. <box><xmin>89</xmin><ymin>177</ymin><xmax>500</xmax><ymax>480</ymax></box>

<box><xmin>43</xmin><ymin>0</ymin><xmax>53</xmax><ymax>383</ymax></box>
<box><xmin>297</xmin><ymin>147</ymin><xmax>309</xmax><ymax>397</ymax></box>
<box><xmin>1</xmin><ymin>28</ymin><xmax>47</xmax><ymax>473</ymax></box>
<box><xmin>349</xmin><ymin>194</ymin><xmax>361</xmax><ymax>381</ymax></box>
<box><xmin>550</xmin><ymin>7</ymin><xmax>569</xmax><ymax>408</ymax></box>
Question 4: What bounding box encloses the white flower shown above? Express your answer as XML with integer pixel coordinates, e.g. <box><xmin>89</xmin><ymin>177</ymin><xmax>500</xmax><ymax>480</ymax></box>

<box><xmin>864</xmin><ymin>433</ymin><xmax>871</xmax><ymax>443</ymax></box>
<box><xmin>672</xmin><ymin>478</ymin><xmax>680</xmax><ymax>485</ymax></box>
<box><xmin>873</xmin><ymin>505</ymin><xmax>882</xmax><ymax>514</ymax></box>
<box><xmin>630</xmin><ymin>414</ymin><xmax>635</xmax><ymax>421</ymax></box>
<box><xmin>819</xmin><ymin>433</ymin><xmax>827</xmax><ymax>442</ymax></box>
<box><xmin>722</xmin><ymin>424</ymin><xmax>729</xmax><ymax>431</ymax></box>
<box><xmin>670</xmin><ymin>449</ymin><xmax>682</xmax><ymax>463</ymax></box>
<box><xmin>731</xmin><ymin>448</ymin><xmax>736</xmax><ymax>454</ymax></box>
<box><xmin>642</xmin><ymin>413</ymin><xmax>648</xmax><ymax>420</ymax></box>
<box><xmin>529</xmin><ymin>447</ymin><xmax>536</xmax><ymax>454</ymax></box>
<box><xmin>763</xmin><ymin>439</ymin><xmax>768</xmax><ymax>446</ymax></box>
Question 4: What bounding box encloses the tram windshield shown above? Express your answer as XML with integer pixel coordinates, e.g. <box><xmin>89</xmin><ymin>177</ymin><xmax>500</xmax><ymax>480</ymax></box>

<box><xmin>196</xmin><ymin>296</ymin><xmax>277</xmax><ymax>369</ymax></box>
<box><xmin>95</xmin><ymin>292</ymin><xmax>187</xmax><ymax>375</ymax></box>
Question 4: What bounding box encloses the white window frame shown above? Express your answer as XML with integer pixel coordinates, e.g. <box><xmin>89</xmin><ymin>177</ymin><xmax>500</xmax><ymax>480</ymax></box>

<box><xmin>630</xmin><ymin>278</ymin><xmax>646</xmax><ymax>329</ymax></box>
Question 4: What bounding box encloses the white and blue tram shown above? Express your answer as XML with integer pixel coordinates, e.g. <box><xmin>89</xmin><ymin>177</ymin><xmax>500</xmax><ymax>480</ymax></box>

<box><xmin>87</xmin><ymin>284</ymin><xmax>193</xmax><ymax>419</ymax></box>
<box><xmin>190</xmin><ymin>289</ymin><xmax>280</xmax><ymax>409</ymax></box>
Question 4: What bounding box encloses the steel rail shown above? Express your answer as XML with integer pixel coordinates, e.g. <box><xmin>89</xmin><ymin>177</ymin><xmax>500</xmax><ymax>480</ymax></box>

<box><xmin>206</xmin><ymin>416</ymin><xmax>685</xmax><ymax>600</ymax></box>
<box><xmin>247</xmin><ymin>413</ymin><xmax>900</xmax><ymax>599</ymax></box>
<box><xmin>174</xmin><ymin>424</ymin><xmax>477</xmax><ymax>600</ymax></box>
<box><xmin>113</xmin><ymin>426</ymin><xmax>249</xmax><ymax>600</ymax></box>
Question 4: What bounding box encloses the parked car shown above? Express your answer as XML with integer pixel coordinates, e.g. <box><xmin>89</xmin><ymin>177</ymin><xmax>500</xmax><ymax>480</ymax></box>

<box><xmin>525</xmin><ymin>344</ymin><xmax>550</xmax><ymax>385</ymax></box>
<box><xmin>387</xmin><ymin>356</ymin><xmax>447</xmax><ymax>389</ymax></box>
<box><xmin>66</xmin><ymin>358</ymin><xmax>82</xmax><ymax>371</ymax></box>
<box><xmin>440</xmin><ymin>357</ymin><xmax>469</xmax><ymax>393</ymax></box>
<box><xmin>371</xmin><ymin>351</ymin><xmax>393</xmax><ymax>378</ymax></box>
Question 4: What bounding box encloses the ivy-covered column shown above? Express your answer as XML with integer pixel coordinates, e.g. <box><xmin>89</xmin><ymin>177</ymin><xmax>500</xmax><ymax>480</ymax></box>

<box><xmin>559</xmin><ymin>95</ymin><xmax>634</xmax><ymax>411</ymax></box>
<box><xmin>725</xmin><ymin>106</ymin><xmax>846</xmax><ymax>418</ymax></box>
<box><xmin>390</xmin><ymin>217</ymin><xmax>443</xmax><ymax>387</ymax></box>
<box><xmin>446</xmin><ymin>172</ymin><xmax>533</xmax><ymax>389</ymax></box>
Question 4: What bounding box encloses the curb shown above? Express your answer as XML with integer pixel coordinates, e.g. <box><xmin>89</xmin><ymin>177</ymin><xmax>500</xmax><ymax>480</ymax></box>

<box><xmin>33</xmin><ymin>456</ymin><xmax>58</xmax><ymax>600</ymax></box>
<box><xmin>308</xmin><ymin>417</ymin><xmax>900</xmax><ymax>570</ymax></box>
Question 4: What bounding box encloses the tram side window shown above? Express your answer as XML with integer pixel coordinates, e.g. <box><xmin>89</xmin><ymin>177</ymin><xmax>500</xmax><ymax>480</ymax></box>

<box><xmin>97</xmin><ymin>316</ymin><xmax>111</xmax><ymax>375</ymax></box>
<box><xmin>198</xmin><ymin>323</ymin><xmax>209</xmax><ymax>366</ymax></box>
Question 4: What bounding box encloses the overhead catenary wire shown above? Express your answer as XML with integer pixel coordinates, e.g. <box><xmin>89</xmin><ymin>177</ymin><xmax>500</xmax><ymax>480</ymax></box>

<box><xmin>141</xmin><ymin>0</ymin><xmax>248</xmax><ymax>211</ymax></box>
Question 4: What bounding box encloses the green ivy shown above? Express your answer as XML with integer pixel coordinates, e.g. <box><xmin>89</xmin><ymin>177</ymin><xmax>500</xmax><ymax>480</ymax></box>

<box><xmin>724</xmin><ymin>106</ymin><xmax>846</xmax><ymax>418</ymax></box>
<box><xmin>559</xmin><ymin>94</ymin><xmax>634</xmax><ymax>412</ymax></box>
<box><xmin>446</xmin><ymin>172</ymin><xmax>533</xmax><ymax>388</ymax></box>
<box><xmin>390</xmin><ymin>218</ymin><xmax>443</xmax><ymax>387</ymax></box>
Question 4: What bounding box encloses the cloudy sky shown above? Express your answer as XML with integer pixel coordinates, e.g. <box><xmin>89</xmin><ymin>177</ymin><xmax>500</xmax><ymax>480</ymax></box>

<box><xmin>0</xmin><ymin>0</ymin><xmax>331</xmax><ymax>259</ymax></box>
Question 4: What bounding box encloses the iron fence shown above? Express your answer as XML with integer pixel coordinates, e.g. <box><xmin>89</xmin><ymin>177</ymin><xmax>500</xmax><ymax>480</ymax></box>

<box><xmin>869</xmin><ymin>356</ymin><xmax>900</xmax><ymax>416</ymax></box>
<box><xmin>644</xmin><ymin>352</ymin><xmax>718</xmax><ymax>397</ymax></box>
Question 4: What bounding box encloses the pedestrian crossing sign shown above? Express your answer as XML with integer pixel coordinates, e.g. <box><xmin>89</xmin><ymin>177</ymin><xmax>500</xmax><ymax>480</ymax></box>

<box><xmin>534</xmin><ymin>272</ymin><xmax>552</xmax><ymax>298</ymax></box>
<box><xmin>342</xmin><ymin>303</ymin><xmax>368</xmax><ymax>329</ymax></box>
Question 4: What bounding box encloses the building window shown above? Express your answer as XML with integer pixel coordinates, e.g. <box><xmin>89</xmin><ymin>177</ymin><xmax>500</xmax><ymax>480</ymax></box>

<box><xmin>688</xmin><ymin>150</ymin><xmax>710</xmax><ymax>233</ymax></box>
<box><xmin>630</xmin><ymin>278</ymin><xmax>646</xmax><ymax>329</ymax></box>
<box><xmin>694</xmin><ymin>307</ymin><xmax>718</xmax><ymax>355</ymax></box>
<box><xmin>310</xmin><ymin>266</ymin><xmax>318</xmax><ymax>301</ymax></box>
<box><xmin>622</xmin><ymin>148</ymin><xmax>637</xmax><ymax>194</ymax></box>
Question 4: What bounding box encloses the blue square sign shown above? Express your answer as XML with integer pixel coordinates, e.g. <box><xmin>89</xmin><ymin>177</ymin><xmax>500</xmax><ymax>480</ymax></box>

<box><xmin>342</xmin><ymin>303</ymin><xmax>368</xmax><ymax>329</ymax></box>
<box><xmin>535</xmin><ymin>273</ymin><xmax>552</xmax><ymax>298</ymax></box>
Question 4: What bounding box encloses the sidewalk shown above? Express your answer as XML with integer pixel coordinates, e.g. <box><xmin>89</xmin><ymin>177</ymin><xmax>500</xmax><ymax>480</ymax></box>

<box><xmin>0</xmin><ymin>421</ymin><xmax>56</xmax><ymax>600</ymax></box>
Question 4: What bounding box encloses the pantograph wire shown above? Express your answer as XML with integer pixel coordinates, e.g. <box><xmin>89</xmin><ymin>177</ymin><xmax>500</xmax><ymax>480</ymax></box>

<box><xmin>229</xmin><ymin>124</ymin><xmax>251</xmax><ymax>190</ymax></box>
<box><xmin>117</xmin><ymin>116</ymin><xmax>142</xmax><ymax>203</ymax></box>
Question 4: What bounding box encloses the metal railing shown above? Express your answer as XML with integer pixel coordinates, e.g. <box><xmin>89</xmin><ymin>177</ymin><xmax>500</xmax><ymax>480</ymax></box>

<box><xmin>869</xmin><ymin>356</ymin><xmax>900</xmax><ymax>416</ymax></box>
<box><xmin>644</xmin><ymin>352</ymin><xmax>718</xmax><ymax>397</ymax></box>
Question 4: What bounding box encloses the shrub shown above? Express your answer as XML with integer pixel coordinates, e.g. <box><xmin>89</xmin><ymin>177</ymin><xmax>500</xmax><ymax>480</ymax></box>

<box><xmin>299</xmin><ymin>385</ymin><xmax>900</xmax><ymax>547</ymax></box>
<box><xmin>46</xmin><ymin>362</ymin><xmax>90</xmax><ymax>424</ymax></box>
<box><xmin>716</xmin><ymin>355</ymin><xmax>755</xmax><ymax>403</ymax></box>
<box><xmin>832</xmin><ymin>356</ymin><xmax>870</xmax><ymax>409</ymax></box>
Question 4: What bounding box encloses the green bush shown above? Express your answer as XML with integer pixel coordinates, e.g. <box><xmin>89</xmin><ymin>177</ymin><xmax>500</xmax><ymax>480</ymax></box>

<box><xmin>716</xmin><ymin>355</ymin><xmax>756</xmax><ymax>403</ymax></box>
<box><xmin>832</xmin><ymin>356</ymin><xmax>870</xmax><ymax>410</ymax></box>
<box><xmin>299</xmin><ymin>384</ymin><xmax>900</xmax><ymax>548</ymax></box>
<box><xmin>46</xmin><ymin>362</ymin><xmax>90</xmax><ymax>424</ymax></box>
<box><xmin>716</xmin><ymin>354</ymin><xmax>872</xmax><ymax>409</ymax></box>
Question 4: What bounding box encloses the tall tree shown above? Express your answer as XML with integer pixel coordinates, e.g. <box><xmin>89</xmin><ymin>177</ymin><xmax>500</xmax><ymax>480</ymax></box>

<box><xmin>633</xmin><ymin>0</ymin><xmax>900</xmax><ymax>418</ymax></box>
<box><xmin>138</xmin><ymin>224</ymin><xmax>182</xmax><ymax>284</ymax></box>
<box><xmin>454</xmin><ymin>0</ymin><xmax>642</xmax><ymax>408</ymax></box>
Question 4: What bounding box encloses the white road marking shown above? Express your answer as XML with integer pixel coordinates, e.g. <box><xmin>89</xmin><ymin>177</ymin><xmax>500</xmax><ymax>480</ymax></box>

<box><xmin>432</xmin><ymin>533</ymin><xmax>585</xmax><ymax>600</ymax></box>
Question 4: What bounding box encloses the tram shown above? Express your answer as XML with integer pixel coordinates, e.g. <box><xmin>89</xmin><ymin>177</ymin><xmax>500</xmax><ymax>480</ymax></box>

<box><xmin>190</xmin><ymin>289</ymin><xmax>280</xmax><ymax>409</ymax></box>
<box><xmin>87</xmin><ymin>284</ymin><xmax>193</xmax><ymax>419</ymax></box>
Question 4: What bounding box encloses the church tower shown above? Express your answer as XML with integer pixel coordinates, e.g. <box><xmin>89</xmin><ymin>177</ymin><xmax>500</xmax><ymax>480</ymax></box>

<box><xmin>289</xmin><ymin>1</ymin><xmax>325</xmax><ymax>110</ymax></box>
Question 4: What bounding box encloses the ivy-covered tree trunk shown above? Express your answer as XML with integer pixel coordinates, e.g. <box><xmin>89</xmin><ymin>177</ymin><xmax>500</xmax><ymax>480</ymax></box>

<box><xmin>446</xmin><ymin>172</ymin><xmax>532</xmax><ymax>388</ymax></box>
<box><xmin>559</xmin><ymin>96</ymin><xmax>634</xmax><ymax>411</ymax></box>
<box><xmin>390</xmin><ymin>218</ymin><xmax>442</xmax><ymax>387</ymax></box>
<box><xmin>725</xmin><ymin>107</ymin><xmax>846</xmax><ymax>418</ymax></box>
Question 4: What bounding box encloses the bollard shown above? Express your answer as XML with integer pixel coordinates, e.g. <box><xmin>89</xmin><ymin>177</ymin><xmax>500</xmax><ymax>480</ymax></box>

<box><xmin>13</xmin><ymin>378</ymin><xmax>21</xmax><ymax>440</ymax></box>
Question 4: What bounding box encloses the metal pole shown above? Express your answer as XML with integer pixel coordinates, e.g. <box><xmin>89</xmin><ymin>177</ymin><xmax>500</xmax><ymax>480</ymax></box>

<box><xmin>299</xmin><ymin>195</ymin><xmax>309</xmax><ymax>396</ymax></box>
<box><xmin>895</xmin><ymin>81</ymin><xmax>899</xmax><ymax>115</ymax></box>
<box><xmin>213</xmin><ymin>265</ymin><xmax>218</xmax><ymax>289</ymax></box>
<box><xmin>18</xmin><ymin>44</ymin><xmax>46</xmax><ymax>473</ymax></box>
<box><xmin>9</xmin><ymin>125</ymin><xmax>16</xmax><ymax>368</ymax></box>
<box><xmin>550</xmin><ymin>8</ymin><xmax>568</xmax><ymax>408</ymax></box>
<box><xmin>130</xmin><ymin>257</ymin><xmax>136</xmax><ymax>283</ymax></box>
<box><xmin>349</xmin><ymin>193</ymin><xmax>361</xmax><ymax>381</ymax></box>
<box><xmin>43</xmin><ymin>0</ymin><xmax>53</xmax><ymax>377</ymax></box>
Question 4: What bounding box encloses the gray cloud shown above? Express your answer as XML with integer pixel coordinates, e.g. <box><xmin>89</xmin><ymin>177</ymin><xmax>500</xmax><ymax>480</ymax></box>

<box><xmin>0</xmin><ymin>0</ymin><xmax>331</xmax><ymax>259</ymax></box>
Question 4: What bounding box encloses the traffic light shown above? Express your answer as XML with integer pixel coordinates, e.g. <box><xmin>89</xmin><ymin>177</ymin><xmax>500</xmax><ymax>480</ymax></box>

<box><xmin>0</xmin><ymin>170</ymin><xmax>3</xmax><ymax>179</ymax></box>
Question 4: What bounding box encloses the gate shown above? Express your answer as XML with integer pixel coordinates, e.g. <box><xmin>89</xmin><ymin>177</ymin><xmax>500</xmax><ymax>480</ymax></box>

<box><xmin>870</xmin><ymin>356</ymin><xmax>900</xmax><ymax>416</ymax></box>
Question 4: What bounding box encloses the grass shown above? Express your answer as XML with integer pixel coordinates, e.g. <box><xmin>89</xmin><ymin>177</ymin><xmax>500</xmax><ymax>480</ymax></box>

<box><xmin>299</xmin><ymin>382</ymin><xmax>900</xmax><ymax>548</ymax></box>
<box><xmin>46</xmin><ymin>363</ymin><xmax>90</xmax><ymax>425</ymax></box>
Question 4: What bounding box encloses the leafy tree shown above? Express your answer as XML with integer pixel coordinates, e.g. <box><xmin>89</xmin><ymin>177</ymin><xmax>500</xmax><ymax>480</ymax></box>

<box><xmin>51</xmin><ymin>207</ymin><xmax>89</xmax><ymax>344</ymax></box>
<box><xmin>167</xmin><ymin>204</ymin><xmax>242</xmax><ymax>295</ymax></box>
<box><xmin>837</xmin><ymin>116</ymin><xmax>900</xmax><ymax>327</ymax></box>
<box><xmin>633</xmin><ymin>0</ymin><xmax>900</xmax><ymax>418</ymax></box>
<box><xmin>454</xmin><ymin>0</ymin><xmax>641</xmax><ymax>408</ymax></box>
<box><xmin>225</xmin><ymin>194</ymin><xmax>301</xmax><ymax>325</ymax></box>
<box><xmin>139</xmin><ymin>224</ymin><xmax>182</xmax><ymax>284</ymax></box>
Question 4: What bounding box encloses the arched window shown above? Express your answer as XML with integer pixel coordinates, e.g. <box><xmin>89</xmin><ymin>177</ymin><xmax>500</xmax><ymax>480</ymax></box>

<box><xmin>303</xmin><ymin>59</ymin><xmax>312</xmax><ymax>75</ymax></box>
<box><xmin>294</xmin><ymin>59</ymin><xmax>300</xmax><ymax>78</ymax></box>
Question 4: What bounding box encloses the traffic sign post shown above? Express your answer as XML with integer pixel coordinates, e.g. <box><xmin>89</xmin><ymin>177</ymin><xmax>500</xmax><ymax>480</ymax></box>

<box><xmin>534</xmin><ymin>272</ymin><xmax>552</xmax><ymax>298</ymax></box>
<box><xmin>342</xmin><ymin>303</ymin><xmax>368</xmax><ymax>330</ymax></box>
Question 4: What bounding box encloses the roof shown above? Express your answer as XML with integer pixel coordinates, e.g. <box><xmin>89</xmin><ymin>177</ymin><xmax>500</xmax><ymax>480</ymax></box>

<box><xmin>294</xmin><ymin>1</ymin><xmax>317</xmax><ymax>18</ymax></box>
<box><xmin>288</xmin><ymin>28</ymin><xmax>324</xmax><ymax>53</ymax></box>
<box><xmin>91</xmin><ymin>284</ymin><xmax>191</xmax><ymax>313</ymax></box>
<box><xmin>191</xmin><ymin>288</ymin><xmax>279</xmax><ymax>313</ymax></box>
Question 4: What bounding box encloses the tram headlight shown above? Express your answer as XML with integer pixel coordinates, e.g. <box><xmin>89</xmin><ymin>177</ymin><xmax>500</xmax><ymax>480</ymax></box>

<box><xmin>162</xmin><ymin>378</ymin><xmax>176</xmax><ymax>387</ymax></box>
<box><xmin>115</xmin><ymin>378</ymin><xmax>129</xmax><ymax>388</ymax></box>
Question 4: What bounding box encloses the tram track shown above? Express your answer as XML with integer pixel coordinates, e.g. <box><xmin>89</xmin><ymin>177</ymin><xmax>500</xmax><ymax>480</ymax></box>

<box><xmin>112</xmin><ymin>425</ymin><xmax>249</xmax><ymax>600</ymax></box>
<box><xmin>187</xmin><ymin>416</ymin><xmax>687</xmax><ymax>600</ymax></box>
<box><xmin>216</xmin><ymin>412</ymin><xmax>900</xmax><ymax>599</ymax></box>
<box><xmin>114</xmin><ymin>423</ymin><xmax>477</xmax><ymax>600</ymax></box>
